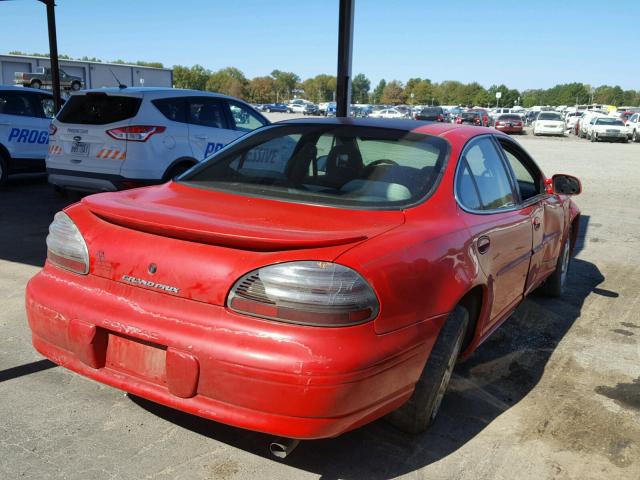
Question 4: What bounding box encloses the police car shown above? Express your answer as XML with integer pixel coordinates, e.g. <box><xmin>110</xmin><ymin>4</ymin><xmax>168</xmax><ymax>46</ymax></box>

<box><xmin>0</xmin><ymin>85</ymin><xmax>55</xmax><ymax>187</ymax></box>
<box><xmin>47</xmin><ymin>88</ymin><xmax>270</xmax><ymax>192</ymax></box>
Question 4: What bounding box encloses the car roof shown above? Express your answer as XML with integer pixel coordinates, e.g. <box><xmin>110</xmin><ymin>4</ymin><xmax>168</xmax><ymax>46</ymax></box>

<box><xmin>71</xmin><ymin>87</ymin><xmax>239</xmax><ymax>101</ymax></box>
<box><xmin>275</xmin><ymin>117</ymin><xmax>498</xmax><ymax>139</ymax></box>
<box><xmin>0</xmin><ymin>85</ymin><xmax>53</xmax><ymax>95</ymax></box>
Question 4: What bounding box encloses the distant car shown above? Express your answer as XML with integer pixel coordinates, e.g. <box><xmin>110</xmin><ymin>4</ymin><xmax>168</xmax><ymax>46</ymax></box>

<box><xmin>524</xmin><ymin>111</ymin><xmax>538</xmax><ymax>126</ymax></box>
<box><xmin>0</xmin><ymin>85</ymin><xmax>56</xmax><ymax>187</ymax></box>
<box><xmin>578</xmin><ymin>111</ymin><xmax>607</xmax><ymax>138</ymax></box>
<box><xmin>494</xmin><ymin>114</ymin><xmax>524</xmax><ymax>134</ymax></box>
<box><xmin>588</xmin><ymin>117</ymin><xmax>629</xmax><ymax>143</ymax></box>
<box><xmin>414</xmin><ymin>107</ymin><xmax>445</xmax><ymax>122</ymax></box>
<box><xmin>303</xmin><ymin>103</ymin><xmax>320</xmax><ymax>116</ymax></box>
<box><xmin>469</xmin><ymin>109</ymin><xmax>490</xmax><ymax>126</ymax></box>
<box><xmin>533</xmin><ymin>112</ymin><xmax>565</xmax><ymax>136</ymax></box>
<box><xmin>564</xmin><ymin>111</ymin><xmax>582</xmax><ymax>131</ymax></box>
<box><xmin>369</xmin><ymin>108</ymin><xmax>405</xmax><ymax>119</ymax></box>
<box><xmin>26</xmin><ymin>118</ymin><xmax>582</xmax><ymax>442</ymax></box>
<box><xmin>46</xmin><ymin>88</ymin><xmax>269</xmax><ymax>193</ymax></box>
<box><xmin>263</xmin><ymin>103</ymin><xmax>288</xmax><ymax>113</ymax></box>
<box><xmin>627</xmin><ymin>113</ymin><xmax>640</xmax><ymax>142</ymax></box>
<box><xmin>456</xmin><ymin>111</ymin><xmax>483</xmax><ymax>126</ymax></box>
<box><xmin>14</xmin><ymin>66</ymin><xmax>84</xmax><ymax>91</ymax></box>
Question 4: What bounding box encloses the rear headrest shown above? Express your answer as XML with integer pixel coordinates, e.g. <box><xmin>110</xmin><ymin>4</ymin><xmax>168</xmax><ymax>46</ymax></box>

<box><xmin>341</xmin><ymin>179</ymin><xmax>411</xmax><ymax>201</ymax></box>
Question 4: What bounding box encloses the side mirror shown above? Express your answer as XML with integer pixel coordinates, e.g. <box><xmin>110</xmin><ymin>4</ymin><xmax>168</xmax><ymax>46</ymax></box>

<box><xmin>549</xmin><ymin>174</ymin><xmax>581</xmax><ymax>195</ymax></box>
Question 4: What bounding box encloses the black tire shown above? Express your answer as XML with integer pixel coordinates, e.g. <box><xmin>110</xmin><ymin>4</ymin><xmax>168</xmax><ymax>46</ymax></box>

<box><xmin>590</xmin><ymin>132</ymin><xmax>596</xmax><ymax>142</ymax></box>
<box><xmin>633</xmin><ymin>130</ymin><xmax>639</xmax><ymax>143</ymax></box>
<box><xmin>386</xmin><ymin>305</ymin><xmax>469</xmax><ymax>434</ymax></box>
<box><xmin>30</xmin><ymin>80</ymin><xmax>42</xmax><ymax>89</ymax></box>
<box><xmin>0</xmin><ymin>153</ymin><xmax>8</xmax><ymax>189</ymax></box>
<box><xmin>540</xmin><ymin>229</ymin><xmax>571</xmax><ymax>297</ymax></box>
<box><xmin>163</xmin><ymin>163</ymin><xmax>193</xmax><ymax>181</ymax></box>
<box><xmin>71</xmin><ymin>81</ymin><xmax>81</xmax><ymax>91</ymax></box>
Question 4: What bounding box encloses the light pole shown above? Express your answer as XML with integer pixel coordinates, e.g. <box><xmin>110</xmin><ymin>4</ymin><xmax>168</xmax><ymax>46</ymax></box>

<box><xmin>37</xmin><ymin>0</ymin><xmax>62</xmax><ymax>113</ymax></box>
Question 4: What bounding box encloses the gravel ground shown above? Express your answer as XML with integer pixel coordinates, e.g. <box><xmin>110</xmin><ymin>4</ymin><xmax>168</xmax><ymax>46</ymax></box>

<box><xmin>1</xmin><ymin>126</ymin><xmax>639</xmax><ymax>480</ymax></box>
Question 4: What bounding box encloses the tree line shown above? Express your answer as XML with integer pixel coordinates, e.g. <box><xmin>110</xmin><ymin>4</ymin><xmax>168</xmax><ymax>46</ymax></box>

<box><xmin>7</xmin><ymin>52</ymin><xmax>640</xmax><ymax>107</ymax></box>
<box><xmin>173</xmin><ymin>65</ymin><xmax>640</xmax><ymax>107</ymax></box>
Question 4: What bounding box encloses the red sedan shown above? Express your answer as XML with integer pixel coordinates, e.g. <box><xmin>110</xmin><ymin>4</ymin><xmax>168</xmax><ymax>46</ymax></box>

<box><xmin>26</xmin><ymin>119</ymin><xmax>581</xmax><ymax>442</ymax></box>
<box><xmin>494</xmin><ymin>114</ymin><xmax>524</xmax><ymax>134</ymax></box>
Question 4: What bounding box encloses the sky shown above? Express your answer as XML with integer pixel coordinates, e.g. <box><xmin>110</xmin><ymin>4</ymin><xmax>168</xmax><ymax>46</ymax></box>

<box><xmin>0</xmin><ymin>0</ymin><xmax>638</xmax><ymax>91</ymax></box>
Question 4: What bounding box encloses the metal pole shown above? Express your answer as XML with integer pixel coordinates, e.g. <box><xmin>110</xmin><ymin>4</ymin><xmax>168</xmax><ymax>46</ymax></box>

<box><xmin>42</xmin><ymin>0</ymin><xmax>62</xmax><ymax>113</ymax></box>
<box><xmin>336</xmin><ymin>0</ymin><xmax>354</xmax><ymax>117</ymax></box>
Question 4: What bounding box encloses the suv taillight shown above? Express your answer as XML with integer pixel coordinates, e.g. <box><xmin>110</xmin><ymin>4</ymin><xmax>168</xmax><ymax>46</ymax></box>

<box><xmin>106</xmin><ymin>125</ymin><xmax>166</xmax><ymax>142</ymax></box>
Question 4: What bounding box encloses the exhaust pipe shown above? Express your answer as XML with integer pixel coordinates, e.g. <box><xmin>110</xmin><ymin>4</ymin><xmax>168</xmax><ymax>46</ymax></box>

<box><xmin>269</xmin><ymin>437</ymin><xmax>300</xmax><ymax>459</ymax></box>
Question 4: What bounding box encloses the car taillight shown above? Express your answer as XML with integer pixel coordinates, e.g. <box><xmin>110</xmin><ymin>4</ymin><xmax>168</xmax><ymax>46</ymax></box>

<box><xmin>456</xmin><ymin>118</ymin><xmax>462</xmax><ymax>124</ymax></box>
<box><xmin>48</xmin><ymin>124</ymin><xmax>57</xmax><ymax>136</ymax></box>
<box><xmin>516</xmin><ymin>122</ymin><xmax>522</xmax><ymax>126</ymax></box>
<box><xmin>437</xmin><ymin>114</ymin><xmax>444</xmax><ymax>121</ymax></box>
<box><xmin>475</xmin><ymin>118</ymin><xmax>481</xmax><ymax>125</ymax></box>
<box><xmin>106</xmin><ymin>125</ymin><xmax>166</xmax><ymax>142</ymax></box>
<box><xmin>495</xmin><ymin>121</ymin><xmax>502</xmax><ymax>126</ymax></box>
<box><xmin>46</xmin><ymin>212</ymin><xmax>89</xmax><ymax>274</ymax></box>
<box><xmin>228</xmin><ymin>261</ymin><xmax>379</xmax><ymax>327</ymax></box>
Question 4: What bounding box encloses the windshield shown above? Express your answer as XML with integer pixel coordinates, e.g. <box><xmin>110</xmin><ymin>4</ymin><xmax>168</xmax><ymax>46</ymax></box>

<box><xmin>179</xmin><ymin>124</ymin><xmax>449</xmax><ymax>209</ymax></box>
<box><xmin>597</xmin><ymin>118</ymin><xmax>624</xmax><ymax>126</ymax></box>
<box><xmin>537</xmin><ymin>112</ymin><xmax>563</xmax><ymax>121</ymax></box>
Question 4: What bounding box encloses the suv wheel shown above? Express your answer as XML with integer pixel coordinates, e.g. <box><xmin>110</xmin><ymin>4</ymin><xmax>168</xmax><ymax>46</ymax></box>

<box><xmin>633</xmin><ymin>130</ymin><xmax>639</xmax><ymax>143</ymax></box>
<box><xmin>71</xmin><ymin>81</ymin><xmax>81</xmax><ymax>91</ymax></box>
<box><xmin>30</xmin><ymin>80</ymin><xmax>42</xmax><ymax>89</ymax></box>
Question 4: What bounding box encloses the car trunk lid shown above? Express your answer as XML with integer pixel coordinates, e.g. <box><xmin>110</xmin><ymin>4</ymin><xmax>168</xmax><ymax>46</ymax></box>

<box><xmin>75</xmin><ymin>182</ymin><xmax>404</xmax><ymax>305</ymax></box>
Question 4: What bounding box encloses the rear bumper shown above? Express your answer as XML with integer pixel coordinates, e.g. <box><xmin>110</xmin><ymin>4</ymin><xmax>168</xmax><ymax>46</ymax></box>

<box><xmin>47</xmin><ymin>168</ymin><xmax>159</xmax><ymax>192</ymax></box>
<box><xmin>26</xmin><ymin>266</ymin><xmax>443</xmax><ymax>439</ymax></box>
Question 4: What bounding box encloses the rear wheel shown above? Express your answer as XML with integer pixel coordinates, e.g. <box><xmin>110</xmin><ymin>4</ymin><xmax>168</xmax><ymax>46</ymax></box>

<box><xmin>633</xmin><ymin>130</ymin><xmax>639</xmax><ymax>143</ymax></box>
<box><xmin>30</xmin><ymin>80</ymin><xmax>42</xmax><ymax>89</ymax></box>
<box><xmin>540</xmin><ymin>230</ymin><xmax>571</xmax><ymax>297</ymax></box>
<box><xmin>386</xmin><ymin>305</ymin><xmax>469</xmax><ymax>434</ymax></box>
<box><xmin>163</xmin><ymin>162</ymin><xmax>194</xmax><ymax>181</ymax></box>
<box><xmin>71</xmin><ymin>81</ymin><xmax>81</xmax><ymax>91</ymax></box>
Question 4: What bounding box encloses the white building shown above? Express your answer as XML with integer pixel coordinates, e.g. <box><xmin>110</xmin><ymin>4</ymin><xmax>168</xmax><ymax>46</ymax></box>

<box><xmin>0</xmin><ymin>53</ymin><xmax>173</xmax><ymax>89</ymax></box>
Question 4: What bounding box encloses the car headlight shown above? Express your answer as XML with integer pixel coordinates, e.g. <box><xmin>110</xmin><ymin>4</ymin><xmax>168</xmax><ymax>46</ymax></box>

<box><xmin>228</xmin><ymin>261</ymin><xmax>379</xmax><ymax>327</ymax></box>
<box><xmin>46</xmin><ymin>212</ymin><xmax>89</xmax><ymax>274</ymax></box>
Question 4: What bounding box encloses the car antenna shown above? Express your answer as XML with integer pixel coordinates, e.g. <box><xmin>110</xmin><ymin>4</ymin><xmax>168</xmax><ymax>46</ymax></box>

<box><xmin>109</xmin><ymin>68</ymin><xmax>127</xmax><ymax>89</ymax></box>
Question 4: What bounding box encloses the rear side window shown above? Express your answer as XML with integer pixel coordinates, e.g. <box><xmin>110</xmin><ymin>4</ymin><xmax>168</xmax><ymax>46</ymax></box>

<box><xmin>153</xmin><ymin>98</ymin><xmax>187</xmax><ymax>123</ymax></box>
<box><xmin>57</xmin><ymin>94</ymin><xmax>142</xmax><ymax>125</ymax></box>
<box><xmin>188</xmin><ymin>98</ymin><xmax>227</xmax><ymax>129</ymax></box>
<box><xmin>457</xmin><ymin>137</ymin><xmax>515</xmax><ymax>211</ymax></box>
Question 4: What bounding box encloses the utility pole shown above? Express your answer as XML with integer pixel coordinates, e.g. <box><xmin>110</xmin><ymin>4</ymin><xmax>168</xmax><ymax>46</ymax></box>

<box><xmin>335</xmin><ymin>0</ymin><xmax>354</xmax><ymax>117</ymax></box>
<box><xmin>39</xmin><ymin>0</ymin><xmax>62</xmax><ymax>113</ymax></box>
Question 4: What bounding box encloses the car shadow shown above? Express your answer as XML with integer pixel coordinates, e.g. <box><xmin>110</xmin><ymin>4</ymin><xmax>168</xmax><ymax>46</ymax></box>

<box><xmin>129</xmin><ymin>220</ymin><xmax>606</xmax><ymax>479</ymax></box>
<box><xmin>0</xmin><ymin>175</ymin><xmax>77</xmax><ymax>267</ymax></box>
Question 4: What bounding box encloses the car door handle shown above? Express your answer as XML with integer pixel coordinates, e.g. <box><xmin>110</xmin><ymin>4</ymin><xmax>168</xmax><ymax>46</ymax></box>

<box><xmin>533</xmin><ymin>217</ymin><xmax>541</xmax><ymax>230</ymax></box>
<box><xmin>477</xmin><ymin>236</ymin><xmax>491</xmax><ymax>254</ymax></box>
<box><xmin>195</xmin><ymin>135</ymin><xmax>208</xmax><ymax>140</ymax></box>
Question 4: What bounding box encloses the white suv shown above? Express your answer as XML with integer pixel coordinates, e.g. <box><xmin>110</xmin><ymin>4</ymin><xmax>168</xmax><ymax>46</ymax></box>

<box><xmin>0</xmin><ymin>86</ymin><xmax>55</xmax><ymax>187</ymax></box>
<box><xmin>46</xmin><ymin>88</ymin><xmax>269</xmax><ymax>192</ymax></box>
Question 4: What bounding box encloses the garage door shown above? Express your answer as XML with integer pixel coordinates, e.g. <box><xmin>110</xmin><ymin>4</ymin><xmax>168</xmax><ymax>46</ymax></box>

<box><xmin>2</xmin><ymin>61</ymin><xmax>31</xmax><ymax>86</ymax></box>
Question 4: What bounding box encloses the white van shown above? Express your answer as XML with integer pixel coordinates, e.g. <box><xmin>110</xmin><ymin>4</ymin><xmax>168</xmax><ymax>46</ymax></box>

<box><xmin>46</xmin><ymin>88</ymin><xmax>269</xmax><ymax>192</ymax></box>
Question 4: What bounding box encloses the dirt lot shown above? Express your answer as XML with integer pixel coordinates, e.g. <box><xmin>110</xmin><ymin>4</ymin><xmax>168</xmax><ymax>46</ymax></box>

<box><xmin>1</xmin><ymin>128</ymin><xmax>639</xmax><ymax>480</ymax></box>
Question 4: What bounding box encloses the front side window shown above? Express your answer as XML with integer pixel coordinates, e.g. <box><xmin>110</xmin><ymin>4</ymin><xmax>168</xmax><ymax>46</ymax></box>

<box><xmin>228</xmin><ymin>102</ymin><xmax>266</xmax><ymax>133</ymax></box>
<box><xmin>180</xmin><ymin>125</ymin><xmax>449</xmax><ymax>209</ymax></box>
<box><xmin>457</xmin><ymin>137</ymin><xmax>515</xmax><ymax>211</ymax></box>
<box><xmin>497</xmin><ymin>139</ymin><xmax>543</xmax><ymax>202</ymax></box>
<box><xmin>0</xmin><ymin>91</ymin><xmax>36</xmax><ymax>117</ymax></box>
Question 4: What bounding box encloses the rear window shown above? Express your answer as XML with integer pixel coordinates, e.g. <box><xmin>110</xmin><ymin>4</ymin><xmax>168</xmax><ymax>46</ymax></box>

<box><xmin>537</xmin><ymin>112</ymin><xmax>562</xmax><ymax>121</ymax></box>
<box><xmin>498</xmin><ymin>115</ymin><xmax>521</xmax><ymax>121</ymax></box>
<box><xmin>597</xmin><ymin>118</ymin><xmax>624</xmax><ymax>126</ymax></box>
<box><xmin>180</xmin><ymin>124</ymin><xmax>449</xmax><ymax>209</ymax></box>
<box><xmin>420</xmin><ymin>108</ymin><xmax>442</xmax><ymax>115</ymax></box>
<box><xmin>57</xmin><ymin>94</ymin><xmax>142</xmax><ymax>125</ymax></box>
